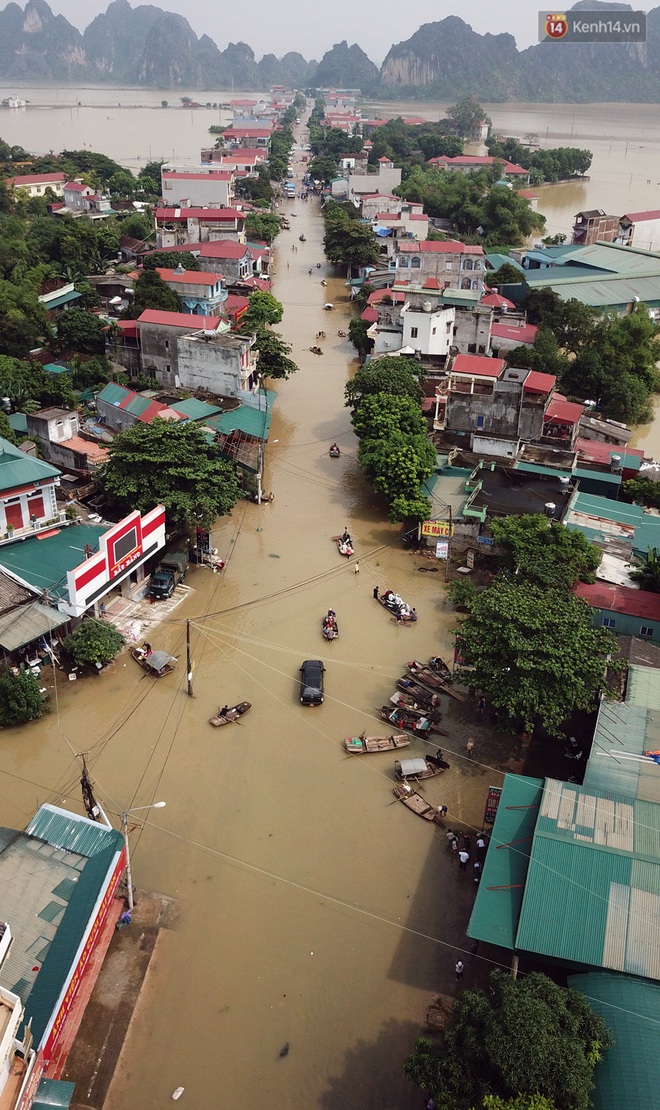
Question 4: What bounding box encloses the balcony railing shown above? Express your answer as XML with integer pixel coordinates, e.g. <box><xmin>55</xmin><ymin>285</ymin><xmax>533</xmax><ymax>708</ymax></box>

<box><xmin>0</xmin><ymin>509</ymin><xmax>71</xmax><ymax>547</ymax></box>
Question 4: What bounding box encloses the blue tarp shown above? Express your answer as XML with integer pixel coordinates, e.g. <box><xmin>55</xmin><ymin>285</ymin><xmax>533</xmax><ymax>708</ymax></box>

<box><xmin>375</xmin><ymin>227</ymin><xmax>392</xmax><ymax>237</ymax></box>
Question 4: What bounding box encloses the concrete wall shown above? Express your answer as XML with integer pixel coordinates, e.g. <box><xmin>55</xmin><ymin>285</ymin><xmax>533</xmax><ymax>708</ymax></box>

<box><xmin>27</xmin><ymin>411</ymin><xmax>79</xmax><ymax>444</ymax></box>
<box><xmin>175</xmin><ymin>333</ymin><xmax>254</xmax><ymax>396</ymax></box>
<box><xmin>349</xmin><ymin>166</ymin><xmax>402</xmax><ymax>197</ymax></box>
<box><xmin>471</xmin><ymin>434</ymin><xmax>520</xmax><ymax>459</ymax></box>
<box><xmin>97</xmin><ymin>397</ymin><xmax>136</xmax><ymax>433</ymax></box>
<box><xmin>161</xmin><ymin>175</ymin><xmax>232</xmax><ymax>208</ymax></box>
<box><xmin>447</xmin><ymin>381</ymin><xmax>546</xmax><ymax>440</ymax></box>
<box><xmin>139</xmin><ymin>322</ymin><xmax>187</xmax><ymax>386</ymax></box>
<box><xmin>402</xmin><ymin>304</ymin><xmax>454</xmax><ymax>356</ymax></box>
<box><xmin>196</xmin><ymin>255</ymin><xmax>250</xmax><ymax>281</ymax></box>
<box><xmin>453</xmin><ymin>304</ymin><xmax>492</xmax><ymax>353</ymax></box>
<box><xmin>394</xmin><ymin>251</ymin><xmax>484</xmax><ymax>293</ymax></box>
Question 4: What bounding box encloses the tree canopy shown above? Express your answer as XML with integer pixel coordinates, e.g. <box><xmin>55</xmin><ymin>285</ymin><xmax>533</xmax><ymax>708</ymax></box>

<box><xmin>486</xmin><ymin>136</ymin><xmax>592</xmax><ymax>183</ymax></box>
<box><xmin>64</xmin><ymin>618</ymin><xmax>125</xmax><ymax>665</ymax></box>
<box><xmin>238</xmin><ymin>290</ymin><xmax>283</xmax><ymax>330</ymax></box>
<box><xmin>489</xmin><ymin>514</ymin><xmax>601</xmax><ymax>589</ymax></box>
<box><xmin>123</xmin><ymin>270</ymin><xmax>181</xmax><ymax>319</ymax></box>
<box><xmin>323</xmin><ymin>202</ymin><xmax>380</xmax><ymax>268</ymax></box>
<box><xmin>245</xmin><ymin>211</ymin><xmax>281</xmax><ymax>244</ymax></box>
<box><xmin>100</xmin><ymin>420</ymin><xmax>241</xmax><ymax>529</ymax></box>
<box><xmin>251</xmin><ymin>327</ymin><xmax>298</xmax><ymax>380</ymax></box>
<box><xmin>0</xmin><ymin>669</ymin><xmax>47</xmax><ymax>727</ymax></box>
<box><xmin>454</xmin><ymin>581</ymin><xmax>618</xmax><ymax>734</ymax></box>
<box><xmin>345</xmin><ymin>356</ymin><xmax>424</xmax><ymax>411</ymax></box>
<box><xmin>404</xmin><ymin>970</ymin><xmax>612</xmax><ymax>1110</ymax></box>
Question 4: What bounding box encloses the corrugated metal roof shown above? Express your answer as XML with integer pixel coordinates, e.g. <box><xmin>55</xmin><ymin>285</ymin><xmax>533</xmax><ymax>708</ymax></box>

<box><xmin>97</xmin><ymin>382</ymin><xmax>129</xmax><ymax>406</ymax></box>
<box><xmin>0</xmin><ymin>601</ymin><xmax>69</xmax><ymax>651</ymax></box>
<box><xmin>0</xmin><ymin>439</ymin><xmax>61</xmax><ymax>493</ymax></box>
<box><xmin>568</xmin><ymin>972</ymin><xmax>660</xmax><ymax>1110</ymax></box>
<box><xmin>467</xmin><ymin>775</ymin><xmax>543</xmax><ymax>949</ymax></box>
<box><xmin>26</xmin><ymin>804</ymin><xmax>122</xmax><ymax>857</ymax></box>
<box><xmin>0</xmin><ymin>524</ymin><xmax>104</xmax><ymax>600</ymax></box>
<box><xmin>209</xmin><ymin>404</ymin><xmax>272</xmax><ymax>441</ymax></box>
<box><xmin>515</xmin><ymin>779</ymin><xmax>660</xmax><ymax>979</ymax></box>
<box><xmin>583</xmin><ymin>700</ymin><xmax>649</xmax><ymax>799</ymax></box>
<box><xmin>169</xmin><ymin>399</ymin><xmax>222</xmax><ymax>421</ymax></box>
<box><xmin>626</xmin><ymin>664</ymin><xmax>660</xmax><ymax>712</ymax></box>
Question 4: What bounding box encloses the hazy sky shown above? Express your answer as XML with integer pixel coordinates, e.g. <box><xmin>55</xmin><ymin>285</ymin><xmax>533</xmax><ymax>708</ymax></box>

<box><xmin>39</xmin><ymin>0</ymin><xmax>659</xmax><ymax>64</ymax></box>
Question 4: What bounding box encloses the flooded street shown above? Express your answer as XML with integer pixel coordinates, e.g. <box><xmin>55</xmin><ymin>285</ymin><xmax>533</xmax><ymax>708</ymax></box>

<box><xmin>0</xmin><ymin>137</ymin><xmax>505</xmax><ymax>1109</ymax></box>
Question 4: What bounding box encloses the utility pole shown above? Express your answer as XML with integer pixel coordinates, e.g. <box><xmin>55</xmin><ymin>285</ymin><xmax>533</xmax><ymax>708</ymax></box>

<box><xmin>445</xmin><ymin>504</ymin><xmax>453</xmax><ymax>583</ymax></box>
<box><xmin>79</xmin><ymin>755</ymin><xmax>110</xmax><ymax>826</ymax></box>
<box><xmin>186</xmin><ymin>619</ymin><xmax>193</xmax><ymax>696</ymax></box>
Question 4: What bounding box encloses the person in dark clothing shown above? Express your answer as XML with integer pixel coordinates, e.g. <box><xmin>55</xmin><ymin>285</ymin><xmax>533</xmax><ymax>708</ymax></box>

<box><xmin>373</xmin><ymin>586</ymin><xmax>379</xmax><ymax>600</ymax></box>
<box><xmin>219</xmin><ymin>705</ymin><xmax>229</xmax><ymax>717</ymax></box>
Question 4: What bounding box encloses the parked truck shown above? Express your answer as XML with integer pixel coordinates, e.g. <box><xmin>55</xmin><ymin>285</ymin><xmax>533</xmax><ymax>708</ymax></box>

<box><xmin>147</xmin><ymin>550</ymin><xmax>189</xmax><ymax>601</ymax></box>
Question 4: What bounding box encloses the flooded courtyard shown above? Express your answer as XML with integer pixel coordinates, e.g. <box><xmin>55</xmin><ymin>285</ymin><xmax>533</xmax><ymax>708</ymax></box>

<box><xmin>0</xmin><ymin>142</ymin><xmax>512</xmax><ymax>1108</ymax></box>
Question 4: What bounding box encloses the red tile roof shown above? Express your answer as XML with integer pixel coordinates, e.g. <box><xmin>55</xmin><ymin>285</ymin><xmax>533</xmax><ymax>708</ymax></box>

<box><xmin>59</xmin><ymin>436</ymin><xmax>109</xmax><ymax>464</ymax></box>
<box><xmin>156</xmin><ymin>268</ymin><xmax>222</xmax><ymax>287</ymax></box>
<box><xmin>574</xmin><ymin>581</ymin><xmax>660</xmax><ymax>622</ymax></box>
<box><xmin>452</xmin><ymin>354</ymin><xmax>506</xmax><ymax>379</ymax></box>
<box><xmin>428</xmin><ymin>155</ymin><xmax>528</xmax><ymax>175</ymax></box>
<box><xmin>622</xmin><ymin>209</ymin><xmax>660</xmax><ymax>223</ymax></box>
<box><xmin>223</xmin><ymin>127</ymin><xmax>272</xmax><ymax>137</ymax></box>
<box><xmin>544</xmin><ymin>395</ymin><xmax>583</xmax><ymax>425</ymax></box>
<box><xmin>367</xmin><ymin>289</ymin><xmax>406</xmax><ymax>305</ymax></box>
<box><xmin>241</xmin><ymin>276</ymin><xmax>270</xmax><ymax>291</ymax></box>
<box><xmin>6</xmin><ymin>172</ymin><xmax>66</xmax><ymax>187</ymax></box>
<box><xmin>378</xmin><ymin>156</ymin><xmax>392</xmax><ymax>163</ymax></box>
<box><xmin>481</xmin><ymin>292</ymin><xmax>516</xmax><ymax>309</ymax></box>
<box><xmin>361</xmin><ymin>306</ymin><xmax>378</xmax><ymax>324</ymax></box>
<box><xmin>408</xmin><ymin>213</ymin><xmax>429</xmax><ymax>221</ymax></box>
<box><xmin>138</xmin><ymin>309</ymin><xmax>222</xmax><ymax>329</ymax></box>
<box><xmin>522</xmin><ymin>370</ymin><xmax>556</xmax><ymax>395</ymax></box>
<box><xmin>225</xmin><ymin>294</ymin><xmax>249</xmax><ymax>318</ymax></box>
<box><xmin>398</xmin><ymin>240</ymin><xmax>483</xmax><ymax>255</ymax></box>
<box><xmin>64</xmin><ymin>181</ymin><xmax>90</xmax><ymax>192</ymax></box>
<box><xmin>115</xmin><ymin>320</ymin><xmax>138</xmax><ymax>336</ymax></box>
<box><xmin>198</xmin><ymin>240</ymin><xmax>248</xmax><ymax>259</ymax></box>
<box><xmin>491</xmin><ymin>321</ymin><xmax>538</xmax><ymax>345</ymax></box>
<box><xmin>155</xmin><ymin>207</ymin><xmax>246</xmax><ymax>221</ymax></box>
<box><xmin>575</xmin><ymin>438</ymin><xmax>645</xmax><ymax>466</ymax></box>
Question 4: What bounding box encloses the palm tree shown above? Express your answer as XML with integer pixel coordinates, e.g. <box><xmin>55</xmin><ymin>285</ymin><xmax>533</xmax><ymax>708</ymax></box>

<box><xmin>630</xmin><ymin>547</ymin><xmax>660</xmax><ymax>592</ymax></box>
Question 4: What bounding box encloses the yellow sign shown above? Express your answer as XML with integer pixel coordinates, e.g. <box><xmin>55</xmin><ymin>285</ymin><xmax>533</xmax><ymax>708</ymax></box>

<box><xmin>421</xmin><ymin>520</ymin><xmax>454</xmax><ymax>538</ymax></box>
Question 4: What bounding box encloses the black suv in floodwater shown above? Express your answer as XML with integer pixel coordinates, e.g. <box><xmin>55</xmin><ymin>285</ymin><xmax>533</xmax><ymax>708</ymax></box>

<box><xmin>299</xmin><ymin>659</ymin><xmax>325</xmax><ymax>705</ymax></box>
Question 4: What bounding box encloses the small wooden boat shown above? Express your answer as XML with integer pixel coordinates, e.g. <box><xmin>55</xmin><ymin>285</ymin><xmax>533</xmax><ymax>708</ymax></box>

<box><xmin>309</xmin><ymin>345</ymin><xmax>323</xmax><ymax>355</ymax></box>
<box><xmin>299</xmin><ymin>233</ymin><xmax>306</xmax><ymax>241</ymax></box>
<box><xmin>427</xmin><ymin>656</ymin><xmax>452</xmax><ymax>684</ymax></box>
<box><xmin>132</xmin><ymin>648</ymin><xmax>177</xmax><ymax>676</ymax></box>
<box><xmin>390</xmin><ymin>691</ymin><xmax>441</xmax><ymax>720</ymax></box>
<box><xmin>395</xmin><ymin>677</ymin><xmax>440</xmax><ymax>708</ymax></box>
<box><xmin>209</xmin><ymin>701</ymin><xmax>252</xmax><ymax>727</ymax></box>
<box><xmin>378</xmin><ymin>592</ymin><xmax>417</xmax><ymax>621</ymax></box>
<box><xmin>333</xmin><ymin>533</ymin><xmax>354</xmax><ymax>558</ymax></box>
<box><xmin>329</xmin><ymin>444</ymin><xmax>341</xmax><ymax>458</ymax></box>
<box><xmin>407</xmin><ymin>661</ymin><xmax>466</xmax><ymax>702</ymax></box>
<box><xmin>345</xmin><ymin>732</ymin><xmax>410</xmax><ymax>754</ymax></box>
<box><xmin>395</xmin><ymin>756</ymin><xmax>449</xmax><ymax>781</ymax></box>
<box><xmin>378</xmin><ymin>706</ymin><xmax>446</xmax><ymax>738</ymax></box>
<box><xmin>337</xmin><ymin>330</ymin><xmax>346</xmax><ymax>338</ymax></box>
<box><xmin>322</xmin><ymin>613</ymin><xmax>339</xmax><ymax>641</ymax></box>
<box><xmin>393</xmin><ymin>782</ymin><xmax>445</xmax><ymax>824</ymax></box>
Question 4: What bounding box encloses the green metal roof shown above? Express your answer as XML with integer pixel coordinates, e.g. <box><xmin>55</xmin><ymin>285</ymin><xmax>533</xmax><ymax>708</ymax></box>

<box><xmin>123</xmin><ymin>394</ymin><xmax>151</xmax><ymax>418</ymax></box>
<box><xmin>515</xmin><ymin>778</ymin><xmax>660</xmax><ymax>979</ymax></box>
<box><xmin>170</xmin><ymin>398</ymin><xmax>222</xmax><ymax>421</ymax></box>
<box><xmin>568</xmin><ymin>972</ymin><xmax>660</xmax><ymax>1110</ymax></box>
<box><xmin>583</xmin><ymin>699</ymin><xmax>659</xmax><ymax>802</ymax></box>
<box><xmin>43</xmin><ymin>364</ymin><xmax>72</xmax><ymax>376</ymax></box>
<box><xmin>0</xmin><ymin>524</ymin><xmax>104</xmax><ymax>599</ymax></box>
<box><xmin>485</xmin><ymin>252</ymin><xmax>524</xmax><ymax>272</ymax></box>
<box><xmin>8</xmin><ymin>412</ymin><xmax>27</xmax><ymax>434</ymax></box>
<box><xmin>573</xmin><ymin>467</ymin><xmax>621</xmax><ymax>487</ymax></box>
<box><xmin>467</xmin><ymin>774</ymin><xmax>543</xmax><ymax>949</ymax></box>
<box><xmin>0</xmin><ymin>437</ymin><xmax>60</xmax><ymax>493</ymax></box>
<box><xmin>32</xmin><ymin>1078</ymin><xmax>75</xmax><ymax>1109</ymax></box>
<box><xmin>47</xmin><ymin>289</ymin><xmax>82</xmax><ymax>310</ymax></box>
<box><xmin>27</xmin><ymin>804</ymin><xmax>122</xmax><ymax>858</ymax></box>
<box><xmin>565</xmin><ymin>490</ymin><xmax>660</xmax><ymax>555</ymax></box>
<box><xmin>516</xmin><ymin>460</ymin><xmax>570</xmax><ymax>478</ymax></box>
<box><xmin>208</xmin><ymin>405</ymin><xmax>271</xmax><ymax>441</ymax></box>
<box><xmin>97</xmin><ymin>382</ymin><xmax>129</xmax><ymax>406</ymax></box>
<box><xmin>626</xmin><ymin>664</ymin><xmax>660</xmax><ymax>713</ymax></box>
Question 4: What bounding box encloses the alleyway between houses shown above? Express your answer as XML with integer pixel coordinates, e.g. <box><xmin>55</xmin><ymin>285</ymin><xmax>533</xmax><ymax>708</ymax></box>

<box><xmin>3</xmin><ymin>132</ymin><xmax>514</xmax><ymax>1110</ymax></box>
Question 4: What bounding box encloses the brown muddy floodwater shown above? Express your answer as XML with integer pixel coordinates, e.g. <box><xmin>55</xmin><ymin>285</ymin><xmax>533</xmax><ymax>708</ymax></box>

<box><xmin>0</xmin><ymin>133</ymin><xmax>505</xmax><ymax>1109</ymax></box>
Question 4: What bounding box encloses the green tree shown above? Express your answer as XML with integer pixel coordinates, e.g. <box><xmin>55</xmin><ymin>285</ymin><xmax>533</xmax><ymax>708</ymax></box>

<box><xmin>323</xmin><ymin>206</ymin><xmax>379</xmax><ymax>268</ymax></box>
<box><xmin>347</xmin><ymin>316</ymin><xmax>373</xmax><ymax>358</ymax></box>
<box><xmin>351</xmin><ymin>393</ymin><xmax>428</xmax><ymax>441</ymax></box>
<box><xmin>123</xmin><ymin>270</ymin><xmax>181</xmax><ymax>319</ymax></box>
<box><xmin>308</xmin><ymin>156</ymin><xmax>340</xmax><ymax>183</ymax></box>
<box><xmin>138</xmin><ymin>159</ymin><xmax>165</xmax><ymax>182</ymax></box>
<box><xmin>485</xmin><ymin>262</ymin><xmax>523</xmax><ymax>287</ymax></box>
<box><xmin>100</xmin><ymin>420</ymin><xmax>241</xmax><ymax>529</ymax></box>
<box><xmin>446</xmin><ymin>96</ymin><xmax>490</xmax><ymax>138</ymax></box>
<box><xmin>252</xmin><ymin>327</ymin><xmax>298</xmax><ymax>380</ymax></box>
<box><xmin>0</xmin><ymin>277</ymin><xmax>49</xmax><ymax>357</ymax></box>
<box><xmin>404</xmin><ymin>970</ymin><xmax>612</xmax><ymax>1110</ymax></box>
<box><xmin>629</xmin><ymin>547</ymin><xmax>660</xmax><ymax>592</ymax></box>
<box><xmin>56</xmin><ymin>308</ymin><xmax>106</xmax><ymax>354</ymax></box>
<box><xmin>454</xmin><ymin>581</ymin><xmax>618</xmax><ymax>734</ymax></box>
<box><xmin>239</xmin><ymin>290</ymin><xmax>283</xmax><ymax>329</ymax></box>
<box><xmin>623</xmin><ymin>476</ymin><xmax>660</xmax><ymax>509</ymax></box>
<box><xmin>345</xmin><ymin>356</ymin><xmax>423</xmax><ymax>411</ymax></box>
<box><xmin>490</xmin><ymin>514</ymin><xmax>601</xmax><ymax>588</ymax></box>
<box><xmin>64</xmin><ymin>618</ymin><xmax>125</xmax><ymax>665</ymax></box>
<box><xmin>142</xmin><ymin>251</ymin><xmax>197</xmax><ymax>271</ymax></box>
<box><xmin>245</xmin><ymin>211</ymin><xmax>281</xmax><ymax>243</ymax></box>
<box><xmin>0</xmin><ymin>669</ymin><xmax>47</xmax><ymax>727</ymax></box>
<box><xmin>474</xmin><ymin>1097</ymin><xmax>558</xmax><ymax>1110</ymax></box>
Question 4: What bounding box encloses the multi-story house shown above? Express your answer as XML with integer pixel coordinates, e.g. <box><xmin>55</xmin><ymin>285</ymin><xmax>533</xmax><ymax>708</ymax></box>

<box><xmin>195</xmin><ymin>241</ymin><xmax>253</xmax><ymax>283</ymax></box>
<box><xmin>393</xmin><ymin>240</ymin><xmax>485</xmax><ymax>293</ymax></box>
<box><xmin>572</xmin><ymin>210</ymin><xmax>619</xmax><ymax>245</ymax></box>
<box><xmin>155</xmin><ymin>267</ymin><xmax>228</xmax><ymax>316</ymax></box>
<box><xmin>160</xmin><ymin>168</ymin><xmax>235</xmax><ymax>208</ymax></box>
<box><xmin>5</xmin><ymin>172</ymin><xmax>65</xmax><ymax>197</ymax></box>
<box><xmin>155</xmin><ymin>206</ymin><xmax>247</xmax><ymax>248</ymax></box>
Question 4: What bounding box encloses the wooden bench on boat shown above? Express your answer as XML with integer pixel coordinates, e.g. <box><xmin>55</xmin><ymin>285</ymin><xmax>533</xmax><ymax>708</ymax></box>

<box><xmin>393</xmin><ymin>782</ymin><xmax>444</xmax><ymax>823</ymax></box>
<box><xmin>345</xmin><ymin>733</ymin><xmax>410</xmax><ymax>753</ymax></box>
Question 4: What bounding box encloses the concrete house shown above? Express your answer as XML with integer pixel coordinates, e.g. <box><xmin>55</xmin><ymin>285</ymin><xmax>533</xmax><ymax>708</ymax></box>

<box><xmin>62</xmin><ymin>180</ymin><xmax>96</xmax><ymax>211</ymax></box>
<box><xmin>195</xmin><ymin>240</ymin><xmax>252</xmax><ymax>283</ymax></box>
<box><xmin>221</xmin><ymin>126</ymin><xmax>272</xmax><ymax>149</ymax></box>
<box><xmin>26</xmin><ymin>408</ymin><xmax>108</xmax><ymax>473</ymax></box>
<box><xmin>137</xmin><ymin>309</ymin><xmax>227</xmax><ymax>387</ymax></box>
<box><xmin>155</xmin><ymin>267</ymin><xmax>228</xmax><ymax>315</ymax></box>
<box><xmin>575</xmin><ymin>582</ymin><xmax>660</xmax><ymax>641</ymax></box>
<box><xmin>393</xmin><ymin>240</ymin><xmax>485</xmax><ymax>293</ymax></box>
<box><xmin>367</xmin><ymin>283</ymin><xmax>493</xmax><ymax>359</ymax></box>
<box><xmin>160</xmin><ymin>169</ymin><xmax>235</xmax><ymax>208</ymax></box>
<box><xmin>5</xmin><ymin>171</ymin><xmax>65</xmax><ymax>197</ymax></box>
<box><xmin>0</xmin><ymin>436</ymin><xmax>61</xmax><ymax>537</ymax></box>
<box><xmin>155</xmin><ymin>206</ymin><xmax>247</xmax><ymax>248</ymax></box>
<box><xmin>617</xmin><ymin>209</ymin><xmax>660</xmax><ymax>252</ymax></box>
<box><xmin>175</xmin><ymin>330</ymin><xmax>258</xmax><ymax>396</ymax></box>
<box><xmin>359</xmin><ymin>193</ymin><xmax>403</xmax><ymax>221</ymax></box>
<box><xmin>96</xmin><ymin>383</ymin><xmax>184</xmax><ymax>433</ymax></box>
<box><xmin>373</xmin><ymin>205</ymin><xmax>429</xmax><ymax>260</ymax></box>
<box><xmin>428</xmin><ymin>155</ymin><xmax>529</xmax><ymax>182</ymax></box>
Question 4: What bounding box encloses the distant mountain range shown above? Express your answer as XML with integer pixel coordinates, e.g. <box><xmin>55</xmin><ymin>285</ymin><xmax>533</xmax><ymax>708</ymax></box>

<box><xmin>0</xmin><ymin>0</ymin><xmax>659</xmax><ymax>102</ymax></box>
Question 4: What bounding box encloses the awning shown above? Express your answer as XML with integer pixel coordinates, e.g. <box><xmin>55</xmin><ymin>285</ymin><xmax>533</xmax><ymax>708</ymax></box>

<box><xmin>0</xmin><ymin>602</ymin><xmax>70</xmax><ymax>652</ymax></box>
<box><xmin>32</xmin><ymin>1078</ymin><xmax>75</xmax><ymax>1109</ymax></box>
